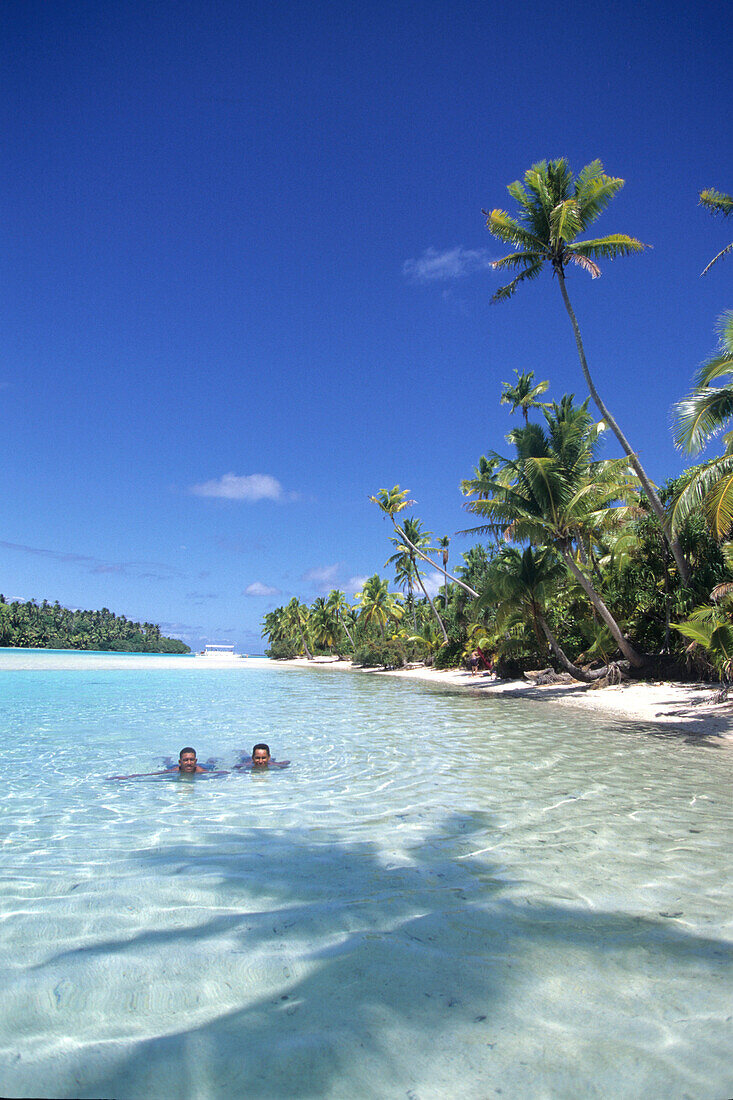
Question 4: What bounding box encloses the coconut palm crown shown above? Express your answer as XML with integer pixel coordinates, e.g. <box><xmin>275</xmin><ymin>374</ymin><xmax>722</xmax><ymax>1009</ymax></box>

<box><xmin>485</xmin><ymin>158</ymin><xmax>645</xmax><ymax>302</ymax></box>
<box><xmin>500</xmin><ymin>369</ymin><xmax>549</xmax><ymax>422</ymax></box>
<box><xmin>484</xmin><ymin>158</ymin><xmax>691</xmax><ymax>585</ymax></box>
<box><xmin>672</xmin><ymin>313</ymin><xmax>733</xmax><ymax>539</ymax></box>
<box><xmin>699</xmin><ymin>187</ymin><xmax>733</xmax><ymax>276</ymax></box>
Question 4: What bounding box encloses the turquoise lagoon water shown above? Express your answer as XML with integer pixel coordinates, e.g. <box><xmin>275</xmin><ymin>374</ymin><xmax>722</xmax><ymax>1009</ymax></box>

<box><xmin>1</xmin><ymin>650</ymin><xmax>732</xmax><ymax>1099</ymax></box>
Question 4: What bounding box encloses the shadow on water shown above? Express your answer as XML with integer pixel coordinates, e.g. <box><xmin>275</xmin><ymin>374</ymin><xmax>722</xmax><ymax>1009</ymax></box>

<box><xmin>31</xmin><ymin>812</ymin><xmax>733</xmax><ymax>1100</ymax></box>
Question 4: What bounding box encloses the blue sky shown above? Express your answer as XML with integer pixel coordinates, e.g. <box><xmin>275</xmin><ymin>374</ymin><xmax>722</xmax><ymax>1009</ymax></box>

<box><xmin>2</xmin><ymin>0</ymin><xmax>730</xmax><ymax>651</ymax></box>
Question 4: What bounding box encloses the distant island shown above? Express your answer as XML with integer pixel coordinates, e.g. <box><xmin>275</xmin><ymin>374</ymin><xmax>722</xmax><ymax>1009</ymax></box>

<box><xmin>0</xmin><ymin>596</ymin><xmax>190</xmax><ymax>653</ymax></box>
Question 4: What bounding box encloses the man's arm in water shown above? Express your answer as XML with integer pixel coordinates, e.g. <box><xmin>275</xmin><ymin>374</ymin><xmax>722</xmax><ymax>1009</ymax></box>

<box><xmin>107</xmin><ymin>765</ymin><xmax>227</xmax><ymax>779</ymax></box>
<box><xmin>106</xmin><ymin>768</ymin><xmax>174</xmax><ymax>779</ymax></box>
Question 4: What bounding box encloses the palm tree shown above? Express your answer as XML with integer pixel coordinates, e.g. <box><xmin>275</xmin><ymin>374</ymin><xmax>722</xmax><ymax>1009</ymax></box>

<box><xmin>484</xmin><ymin>158</ymin><xmax>690</xmax><ymax>584</ymax></box>
<box><xmin>672</xmin><ymin>313</ymin><xmax>733</xmax><ymax>539</ymax></box>
<box><xmin>480</xmin><ymin>545</ymin><xmax>608</xmax><ymax>682</ymax></box>
<box><xmin>325</xmin><ymin>589</ymin><xmax>357</xmax><ymax>652</ymax></box>
<box><xmin>309</xmin><ymin>596</ymin><xmax>341</xmax><ymax>653</ymax></box>
<box><xmin>463</xmin><ymin>397</ymin><xmax>646</xmax><ymax>668</ymax></box>
<box><xmin>460</xmin><ymin>455</ymin><xmax>499</xmax><ymax>501</ymax></box>
<box><xmin>281</xmin><ymin>597</ymin><xmax>313</xmax><ymax>659</ymax></box>
<box><xmin>673</xmin><ymin>603</ymin><xmax>733</xmax><ymax>687</ymax></box>
<box><xmin>500</xmin><ymin>369</ymin><xmax>549</xmax><ymax>422</ymax></box>
<box><xmin>370</xmin><ymin>487</ymin><xmax>480</xmax><ymax>599</ymax></box>
<box><xmin>386</xmin><ymin>538</ymin><xmax>419</xmax><ymax>629</ymax></box>
<box><xmin>699</xmin><ymin>187</ymin><xmax>733</xmax><ymax>276</ymax></box>
<box><xmin>398</xmin><ymin>517</ymin><xmax>448</xmax><ymax>644</ymax></box>
<box><xmin>436</xmin><ymin>535</ymin><xmax>450</xmax><ymax>609</ymax></box>
<box><xmin>403</xmin><ymin>617</ymin><xmax>443</xmax><ymax>663</ymax></box>
<box><xmin>261</xmin><ymin>608</ymin><xmax>287</xmax><ymax>649</ymax></box>
<box><xmin>354</xmin><ymin>574</ymin><xmax>403</xmax><ymax>638</ymax></box>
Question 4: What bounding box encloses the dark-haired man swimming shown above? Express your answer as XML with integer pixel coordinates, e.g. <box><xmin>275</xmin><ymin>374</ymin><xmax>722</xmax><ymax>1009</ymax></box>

<box><xmin>235</xmin><ymin>743</ymin><xmax>290</xmax><ymax>770</ymax></box>
<box><xmin>108</xmin><ymin>747</ymin><xmax>215</xmax><ymax>779</ymax></box>
<box><xmin>173</xmin><ymin>747</ymin><xmax>207</xmax><ymax>774</ymax></box>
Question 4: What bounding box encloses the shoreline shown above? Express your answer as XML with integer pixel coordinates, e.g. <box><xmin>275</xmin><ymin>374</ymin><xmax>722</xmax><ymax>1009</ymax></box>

<box><xmin>277</xmin><ymin>656</ymin><xmax>733</xmax><ymax>743</ymax></box>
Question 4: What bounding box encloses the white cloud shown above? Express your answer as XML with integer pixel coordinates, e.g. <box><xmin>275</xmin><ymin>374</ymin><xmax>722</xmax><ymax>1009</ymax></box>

<box><xmin>403</xmin><ymin>246</ymin><xmax>494</xmax><ymax>282</ymax></box>
<box><xmin>302</xmin><ymin>564</ymin><xmax>342</xmax><ymax>590</ymax></box>
<box><xmin>244</xmin><ymin>582</ymin><xmax>282</xmax><ymax>597</ymax></box>
<box><xmin>190</xmin><ymin>473</ymin><xmax>293</xmax><ymax>502</ymax></box>
<box><xmin>347</xmin><ymin>575</ymin><xmax>369</xmax><ymax>595</ymax></box>
<box><xmin>420</xmin><ymin>572</ymin><xmax>444</xmax><ymax>599</ymax></box>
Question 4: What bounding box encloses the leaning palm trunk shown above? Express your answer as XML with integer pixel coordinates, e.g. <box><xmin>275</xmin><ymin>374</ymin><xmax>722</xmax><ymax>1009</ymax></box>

<box><xmin>393</xmin><ymin>521</ymin><xmax>480</xmax><ymax>598</ymax></box>
<box><xmin>559</xmin><ymin>544</ymin><xmax>645</xmax><ymax>668</ymax></box>
<box><xmin>297</xmin><ymin>625</ymin><xmax>313</xmax><ymax>660</ymax></box>
<box><xmin>537</xmin><ymin>612</ymin><xmax>614</xmax><ymax>683</ymax></box>
<box><xmin>338</xmin><ymin>613</ymin><xmax>356</xmax><ymax>653</ymax></box>
<box><xmin>413</xmin><ymin>570</ymin><xmax>449</xmax><ymax>644</ymax></box>
<box><xmin>557</xmin><ymin>270</ymin><xmax>690</xmax><ymax>584</ymax></box>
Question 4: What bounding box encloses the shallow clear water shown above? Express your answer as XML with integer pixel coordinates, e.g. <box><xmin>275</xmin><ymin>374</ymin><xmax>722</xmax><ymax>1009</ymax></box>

<box><xmin>1</xmin><ymin>651</ymin><xmax>732</xmax><ymax>1099</ymax></box>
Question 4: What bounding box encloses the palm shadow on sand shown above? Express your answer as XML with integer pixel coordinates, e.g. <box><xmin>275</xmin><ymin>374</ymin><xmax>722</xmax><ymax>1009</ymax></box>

<box><xmin>22</xmin><ymin>812</ymin><xmax>733</xmax><ymax>1099</ymax></box>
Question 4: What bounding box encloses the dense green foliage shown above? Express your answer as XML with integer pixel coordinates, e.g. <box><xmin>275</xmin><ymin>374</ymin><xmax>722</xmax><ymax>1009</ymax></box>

<box><xmin>261</xmin><ymin>162</ymin><xmax>733</xmax><ymax>682</ymax></box>
<box><xmin>0</xmin><ymin>596</ymin><xmax>190</xmax><ymax>652</ymax></box>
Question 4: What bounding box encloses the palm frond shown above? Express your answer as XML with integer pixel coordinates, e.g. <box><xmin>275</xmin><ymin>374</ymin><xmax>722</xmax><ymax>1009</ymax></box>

<box><xmin>566</xmin><ymin>252</ymin><xmax>601</xmax><ymax>278</ymax></box>
<box><xmin>695</xmin><ymin>356</ymin><xmax>733</xmax><ymax>390</ymax></box>
<box><xmin>707</xmin><ymin>470</ymin><xmax>733</xmax><ymax>538</ymax></box>
<box><xmin>574</xmin><ymin>171</ymin><xmax>625</xmax><ymax>228</ymax></box>
<box><xmin>671</xmin><ymin>617</ymin><xmax>715</xmax><ymax>649</ymax></box>
<box><xmin>670</xmin><ymin>455</ymin><xmax>733</xmax><ymax>534</ymax></box>
<box><xmin>701</xmin><ymin>241</ymin><xmax>733</xmax><ymax>276</ymax></box>
<box><xmin>569</xmin><ymin>234</ymin><xmax>647</xmax><ymax>260</ymax></box>
<box><xmin>491</xmin><ymin>261</ymin><xmax>544</xmax><ymax>302</ymax></box>
<box><xmin>506</xmin><ymin>179</ymin><xmax>531</xmax><ymax>210</ymax></box>
<box><xmin>485</xmin><ymin>209</ymin><xmax>546</xmax><ymax>252</ymax></box>
<box><xmin>491</xmin><ymin>249</ymin><xmax>545</xmax><ymax>271</ymax></box>
<box><xmin>711</xmin><ymin>580</ymin><xmax>733</xmax><ymax>603</ymax></box>
<box><xmin>525</xmin><ymin>168</ymin><xmax>556</xmax><ymax>229</ymax></box>
<box><xmin>721</xmin><ymin>540</ymin><xmax>733</xmax><ymax>573</ymax></box>
<box><xmin>673</xmin><ymin>386</ymin><xmax>733</xmax><ymax>453</ymax></box>
<box><xmin>699</xmin><ymin>188</ymin><xmax>733</xmax><ymax>217</ymax></box>
<box><xmin>693</xmin><ymin>313</ymin><xmax>733</xmax><ymax>384</ymax></box>
<box><xmin>550</xmin><ymin>199</ymin><xmax>582</xmax><ymax>243</ymax></box>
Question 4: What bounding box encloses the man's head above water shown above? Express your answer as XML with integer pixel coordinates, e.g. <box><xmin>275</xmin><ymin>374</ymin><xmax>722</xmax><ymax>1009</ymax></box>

<box><xmin>251</xmin><ymin>743</ymin><xmax>271</xmax><ymax>767</ymax></box>
<box><xmin>178</xmin><ymin>747</ymin><xmax>199</xmax><ymax>773</ymax></box>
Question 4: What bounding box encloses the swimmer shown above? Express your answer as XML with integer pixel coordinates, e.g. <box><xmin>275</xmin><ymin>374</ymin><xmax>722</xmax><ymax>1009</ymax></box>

<box><xmin>172</xmin><ymin>747</ymin><xmax>208</xmax><ymax>774</ymax></box>
<box><xmin>108</xmin><ymin>747</ymin><xmax>219</xmax><ymax>779</ymax></box>
<box><xmin>235</xmin><ymin>743</ymin><xmax>290</xmax><ymax>770</ymax></box>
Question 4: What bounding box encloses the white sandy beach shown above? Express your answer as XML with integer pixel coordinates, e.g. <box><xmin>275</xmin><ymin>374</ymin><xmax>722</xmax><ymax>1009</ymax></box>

<box><xmin>277</xmin><ymin>656</ymin><xmax>733</xmax><ymax>742</ymax></box>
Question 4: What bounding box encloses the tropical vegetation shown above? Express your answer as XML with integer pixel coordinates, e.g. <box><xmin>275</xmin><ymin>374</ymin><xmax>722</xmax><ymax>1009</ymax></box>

<box><xmin>0</xmin><ymin>596</ymin><xmax>190</xmax><ymax>652</ymax></box>
<box><xmin>261</xmin><ymin>161</ymin><xmax>732</xmax><ymax>686</ymax></box>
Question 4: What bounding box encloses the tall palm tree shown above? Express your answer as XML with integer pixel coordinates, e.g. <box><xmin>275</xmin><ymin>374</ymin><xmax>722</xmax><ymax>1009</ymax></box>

<box><xmin>436</xmin><ymin>535</ymin><xmax>450</xmax><ymax>609</ymax></box>
<box><xmin>281</xmin><ymin>597</ymin><xmax>313</xmax><ymax>659</ymax></box>
<box><xmin>480</xmin><ymin>544</ymin><xmax>608</xmax><ymax>682</ymax></box>
<box><xmin>386</xmin><ymin>538</ymin><xmax>419</xmax><ymax>629</ymax></box>
<box><xmin>370</xmin><ymin>487</ymin><xmax>480</xmax><ymax>598</ymax></box>
<box><xmin>261</xmin><ymin>607</ymin><xmax>286</xmax><ymax>648</ymax></box>
<box><xmin>460</xmin><ymin>455</ymin><xmax>499</xmax><ymax>501</ymax></box>
<box><xmin>354</xmin><ymin>574</ymin><xmax>403</xmax><ymax>639</ymax></box>
<box><xmin>399</xmin><ymin>517</ymin><xmax>448</xmax><ymax>644</ymax></box>
<box><xmin>463</xmin><ymin>397</ymin><xmax>646</xmax><ymax>668</ymax></box>
<box><xmin>500</xmin><ymin>369</ymin><xmax>549</xmax><ymax>422</ymax></box>
<box><xmin>699</xmin><ymin>187</ymin><xmax>733</xmax><ymax>276</ymax></box>
<box><xmin>325</xmin><ymin>589</ymin><xmax>357</xmax><ymax>652</ymax></box>
<box><xmin>672</xmin><ymin>313</ymin><xmax>733</xmax><ymax>539</ymax></box>
<box><xmin>309</xmin><ymin>597</ymin><xmax>340</xmax><ymax>653</ymax></box>
<box><xmin>484</xmin><ymin>158</ymin><xmax>690</xmax><ymax>584</ymax></box>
